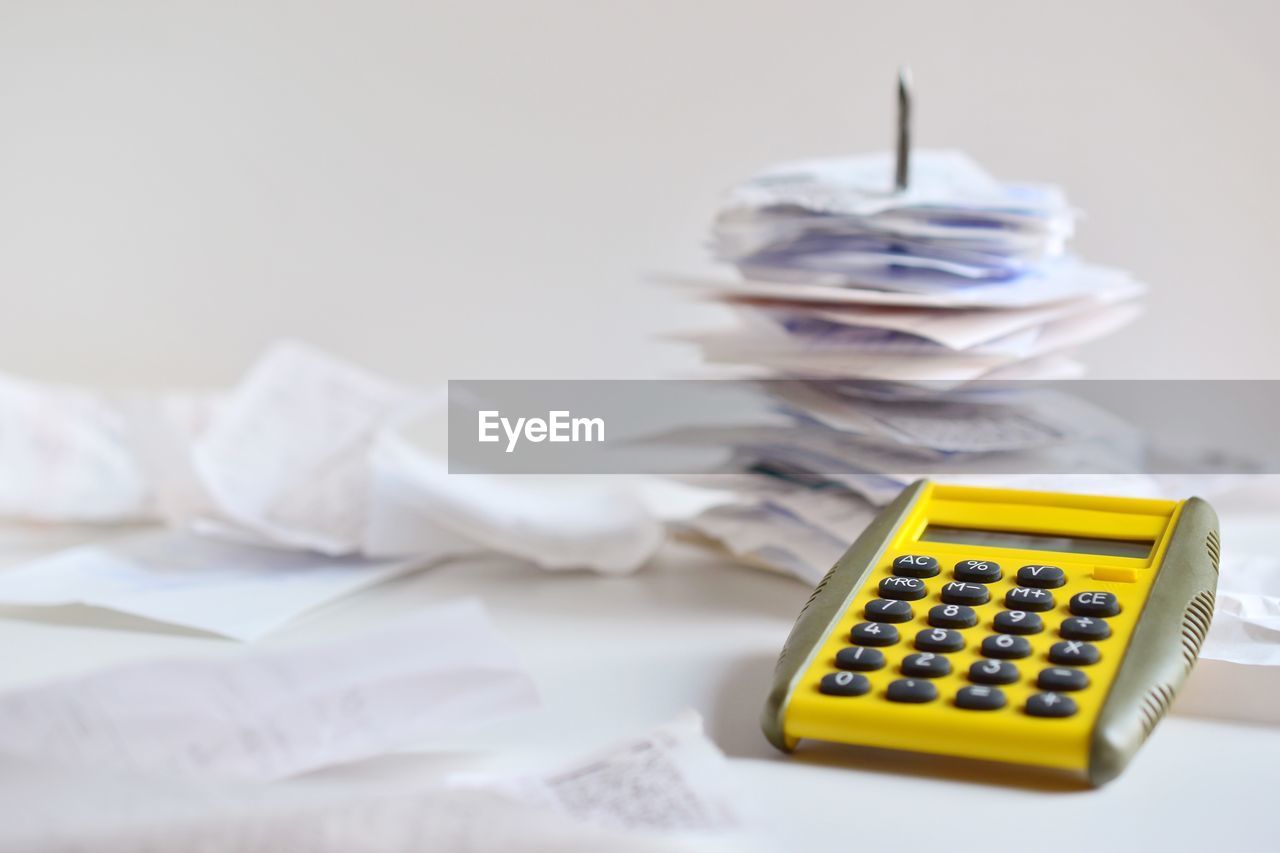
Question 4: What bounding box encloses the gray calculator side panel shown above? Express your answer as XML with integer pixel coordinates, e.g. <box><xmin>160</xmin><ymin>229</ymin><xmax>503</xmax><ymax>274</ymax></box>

<box><xmin>1087</xmin><ymin>497</ymin><xmax>1220</xmax><ymax>786</ymax></box>
<box><xmin>761</xmin><ymin>480</ymin><xmax>929</xmax><ymax>752</ymax></box>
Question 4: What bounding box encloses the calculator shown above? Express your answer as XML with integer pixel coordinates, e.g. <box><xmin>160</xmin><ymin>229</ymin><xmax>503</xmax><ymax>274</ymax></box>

<box><xmin>762</xmin><ymin>480</ymin><xmax>1219</xmax><ymax>785</ymax></box>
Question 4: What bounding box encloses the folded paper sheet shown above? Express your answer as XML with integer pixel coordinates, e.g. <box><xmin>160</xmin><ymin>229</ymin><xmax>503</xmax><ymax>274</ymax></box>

<box><xmin>0</xmin><ymin>599</ymin><xmax>539</xmax><ymax>779</ymax></box>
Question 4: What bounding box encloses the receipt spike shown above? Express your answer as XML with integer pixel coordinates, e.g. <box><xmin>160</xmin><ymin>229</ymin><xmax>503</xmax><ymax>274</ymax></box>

<box><xmin>895</xmin><ymin>66</ymin><xmax>912</xmax><ymax>192</ymax></box>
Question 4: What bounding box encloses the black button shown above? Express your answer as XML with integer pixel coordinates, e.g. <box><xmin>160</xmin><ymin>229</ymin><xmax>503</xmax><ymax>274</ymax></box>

<box><xmin>1026</xmin><ymin>692</ymin><xmax>1078</xmax><ymax>717</ymax></box>
<box><xmin>954</xmin><ymin>559</ymin><xmax>1002</xmax><ymax>583</ymax></box>
<box><xmin>956</xmin><ymin>685</ymin><xmax>1006</xmax><ymax>710</ymax></box>
<box><xmin>981</xmin><ymin>634</ymin><xmax>1031</xmax><ymax>659</ymax></box>
<box><xmin>893</xmin><ymin>554</ymin><xmax>939</xmax><ymax>578</ymax></box>
<box><xmin>1037</xmin><ymin>667</ymin><xmax>1090</xmax><ymax>691</ymax></box>
<box><xmin>1049</xmin><ymin>640</ymin><xmax>1100</xmax><ymax>665</ymax></box>
<box><xmin>850</xmin><ymin>622</ymin><xmax>899</xmax><ymax>646</ymax></box>
<box><xmin>1004</xmin><ymin>587</ymin><xmax>1055</xmax><ymax>612</ymax></box>
<box><xmin>1060</xmin><ymin>616</ymin><xmax>1111</xmax><ymax>641</ymax></box>
<box><xmin>902</xmin><ymin>652</ymin><xmax>951</xmax><ymax>678</ymax></box>
<box><xmin>878</xmin><ymin>576</ymin><xmax>927</xmax><ymax>601</ymax></box>
<box><xmin>915</xmin><ymin>627</ymin><xmax>965</xmax><ymax>652</ymax></box>
<box><xmin>820</xmin><ymin>671</ymin><xmax>870</xmax><ymax>696</ymax></box>
<box><xmin>835</xmin><ymin>646</ymin><xmax>886</xmax><ymax>671</ymax></box>
<box><xmin>1069</xmin><ymin>591</ymin><xmax>1120</xmax><ymax>617</ymax></box>
<box><xmin>994</xmin><ymin>610</ymin><xmax>1043</xmax><ymax>635</ymax></box>
<box><xmin>886</xmin><ymin>678</ymin><xmax>938</xmax><ymax>703</ymax></box>
<box><xmin>928</xmin><ymin>603</ymin><xmax>977</xmax><ymax>629</ymax></box>
<box><xmin>864</xmin><ymin>598</ymin><xmax>913</xmax><ymax>623</ymax></box>
<box><xmin>969</xmin><ymin>659</ymin><xmax>1020</xmax><ymax>684</ymax></box>
<box><xmin>1017</xmin><ymin>564</ymin><xmax>1065</xmax><ymax>588</ymax></box>
<box><xmin>940</xmin><ymin>581</ymin><xmax>990</xmax><ymax>606</ymax></box>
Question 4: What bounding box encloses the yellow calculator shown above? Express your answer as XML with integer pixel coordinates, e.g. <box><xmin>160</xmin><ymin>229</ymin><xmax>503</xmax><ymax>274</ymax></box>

<box><xmin>762</xmin><ymin>480</ymin><xmax>1220</xmax><ymax>785</ymax></box>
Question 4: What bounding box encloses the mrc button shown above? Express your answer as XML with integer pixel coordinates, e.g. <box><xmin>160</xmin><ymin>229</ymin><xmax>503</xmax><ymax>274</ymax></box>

<box><xmin>1069</xmin><ymin>591</ymin><xmax>1121</xmax><ymax>617</ymax></box>
<box><xmin>879</xmin><ymin>576</ymin><xmax>927</xmax><ymax>601</ymax></box>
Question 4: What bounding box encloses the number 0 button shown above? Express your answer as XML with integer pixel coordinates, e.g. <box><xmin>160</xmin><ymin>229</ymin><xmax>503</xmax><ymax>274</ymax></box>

<box><xmin>893</xmin><ymin>554</ymin><xmax>939</xmax><ymax>578</ymax></box>
<box><xmin>820</xmin><ymin>671</ymin><xmax>870</xmax><ymax>696</ymax></box>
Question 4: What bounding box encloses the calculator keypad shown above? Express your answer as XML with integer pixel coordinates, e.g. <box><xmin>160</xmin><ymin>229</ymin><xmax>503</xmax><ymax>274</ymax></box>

<box><xmin>817</xmin><ymin>551</ymin><xmax>1123</xmax><ymax>721</ymax></box>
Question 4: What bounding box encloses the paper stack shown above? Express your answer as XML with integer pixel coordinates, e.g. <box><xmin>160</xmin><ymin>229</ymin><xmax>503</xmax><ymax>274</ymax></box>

<box><xmin>668</xmin><ymin>150</ymin><xmax>1149</xmax><ymax>583</ymax></box>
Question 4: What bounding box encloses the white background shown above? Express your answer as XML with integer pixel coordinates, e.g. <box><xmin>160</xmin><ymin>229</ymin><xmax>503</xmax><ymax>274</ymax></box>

<box><xmin>1</xmin><ymin>0</ymin><xmax>1278</xmax><ymax>389</ymax></box>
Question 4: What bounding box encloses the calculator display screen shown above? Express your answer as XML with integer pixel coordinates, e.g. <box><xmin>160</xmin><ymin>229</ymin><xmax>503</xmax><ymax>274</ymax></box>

<box><xmin>919</xmin><ymin>525</ymin><xmax>1153</xmax><ymax>559</ymax></box>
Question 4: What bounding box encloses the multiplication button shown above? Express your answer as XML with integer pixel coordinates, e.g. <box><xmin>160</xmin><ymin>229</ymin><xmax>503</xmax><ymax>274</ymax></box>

<box><xmin>981</xmin><ymin>634</ymin><xmax>1031</xmax><ymax>659</ymax></box>
<box><xmin>850</xmin><ymin>622</ymin><xmax>899</xmax><ymax>646</ymax></box>
<box><xmin>820</xmin><ymin>671</ymin><xmax>870</xmax><ymax>696</ymax></box>
<box><xmin>1004</xmin><ymin>587</ymin><xmax>1055</xmax><ymax>612</ymax></box>
<box><xmin>1026</xmin><ymin>692</ymin><xmax>1078</xmax><ymax>718</ymax></box>
<box><xmin>928</xmin><ymin>604</ymin><xmax>977</xmax><ymax>629</ymax></box>
<box><xmin>836</xmin><ymin>646</ymin><xmax>886</xmax><ymax>671</ymax></box>
<box><xmin>1070</xmin><ymin>591</ymin><xmax>1120</xmax><ymax>618</ymax></box>
<box><xmin>1049</xmin><ymin>640</ymin><xmax>1100</xmax><ymax>665</ymax></box>
<box><xmin>955</xmin><ymin>685</ymin><xmax>1006</xmax><ymax>711</ymax></box>
<box><xmin>1060</xmin><ymin>616</ymin><xmax>1111</xmax><ymax>641</ymax></box>
<box><xmin>879</xmin><ymin>576</ymin><xmax>927</xmax><ymax>601</ymax></box>
<box><xmin>886</xmin><ymin>679</ymin><xmax>938</xmax><ymax>703</ymax></box>
<box><xmin>994</xmin><ymin>610</ymin><xmax>1042</xmax><ymax>635</ymax></box>
<box><xmin>893</xmin><ymin>554</ymin><xmax>940</xmax><ymax>578</ymax></box>
<box><xmin>969</xmin><ymin>659</ymin><xmax>1019</xmax><ymax>684</ymax></box>
<box><xmin>940</xmin><ymin>581</ymin><xmax>990</xmax><ymax>606</ymax></box>
<box><xmin>1037</xmin><ymin>667</ymin><xmax>1090</xmax><ymax>691</ymax></box>
<box><xmin>865</xmin><ymin>599</ymin><xmax>914</xmax><ymax>623</ymax></box>
<box><xmin>954</xmin><ymin>560</ymin><xmax>1002</xmax><ymax>583</ymax></box>
<box><xmin>1017</xmin><ymin>564</ymin><xmax>1065</xmax><ymax>588</ymax></box>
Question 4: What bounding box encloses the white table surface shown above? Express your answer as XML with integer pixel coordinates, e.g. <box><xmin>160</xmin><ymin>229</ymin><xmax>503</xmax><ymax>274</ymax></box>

<box><xmin>0</xmin><ymin>490</ymin><xmax>1276</xmax><ymax>852</ymax></box>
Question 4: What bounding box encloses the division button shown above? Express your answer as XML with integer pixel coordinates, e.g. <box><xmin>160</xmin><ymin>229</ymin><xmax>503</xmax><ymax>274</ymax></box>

<box><xmin>878</xmin><ymin>576</ymin><xmax>927</xmax><ymax>601</ymax></box>
<box><xmin>1049</xmin><ymin>640</ymin><xmax>1100</xmax><ymax>665</ymax></box>
<box><xmin>940</xmin><ymin>581</ymin><xmax>990</xmax><ymax>606</ymax></box>
<box><xmin>994</xmin><ymin>610</ymin><xmax>1043</xmax><ymax>635</ymax></box>
<box><xmin>1026</xmin><ymin>692</ymin><xmax>1078</xmax><ymax>718</ymax></box>
<box><xmin>820</xmin><ymin>671</ymin><xmax>871</xmax><ymax>696</ymax></box>
<box><xmin>886</xmin><ymin>678</ymin><xmax>938</xmax><ymax>703</ymax></box>
<box><xmin>865</xmin><ymin>598</ymin><xmax>914</xmax><ymax>623</ymax></box>
<box><xmin>915</xmin><ymin>627</ymin><xmax>965</xmax><ymax>653</ymax></box>
<box><xmin>969</xmin><ymin>659</ymin><xmax>1020</xmax><ymax>684</ymax></box>
<box><xmin>1060</xmin><ymin>616</ymin><xmax>1112</xmax><ymax>641</ymax></box>
<box><xmin>901</xmin><ymin>652</ymin><xmax>952</xmax><ymax>678</ymax></box>
<box><xmin>1017</xmin><ymin>564</ymin><xmax>1066</xmax><ymax>588</ymax></box>
<box><xmin>954</xmin><ymin>559</ymin><xmax>1002</xmax><ymax>583</ymax></box>
<box><xmin>1037</xmin><ymin>667</ymin><xmax>1090</xmax><ymax>691</ymax></box>
<box><xmin>1069</xmin><ymin>591</ymin><xmax>1121</xmax><ymax>618</ymax></box>
<box><xmin>850</xmin><ymin>622</ymin><xmax>899</xmax><ymax>646</ymax></box>
<box><xmin>928</xmin><ymin>603</ymin><xmax>977</xmax><ymax>629</ymax></box>
<box><xmin>1004</xmin><ymin>587</ymin><xmax>1056</xmax><ymax>612</ymax></box>
<box><xmin>981</xmin><ymin>634</ymin><xmax>1032</xmax><ymax>659</ymax></box>
<box><xmin>836</xmin><ymin>646</ymin><xmax>886</xmax><ymax>671</ymax></box>
<box><xmin>956</xmin><ymin>685</ymin><xmax>1006</xmax><ymax>710</ymax></box>
<box><xmin>893</xmin><ymin>554</ymin><xmax>940</xmax><ymax>578</ymax></box>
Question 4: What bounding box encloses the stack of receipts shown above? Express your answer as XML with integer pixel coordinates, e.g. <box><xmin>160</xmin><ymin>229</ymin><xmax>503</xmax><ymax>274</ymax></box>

<box><xmin>668</xmin><ymin>150</ymin><xmax>1148</xmax><ymax>581</ymax></box>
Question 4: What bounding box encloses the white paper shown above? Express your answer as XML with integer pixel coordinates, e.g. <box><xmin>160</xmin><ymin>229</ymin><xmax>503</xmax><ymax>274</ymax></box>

<box><xmin>1203</xmin><ymin>554</ymin><xmax>1280</xmax><ymax>665</ymax></box>
<box><xmin>0</xmin><ymin>530</ymin><xmax>452</xmax><ymax>641</ymax></box>
<box><xmin>0</xmin><ymin>598</ymin><xmax>538</xmax><ymax>780</ymax></box>
<box><xmin>0</xmin><ymin>711</ymin><xmax>752</xmax><ymax>853</ymax></box>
